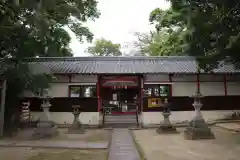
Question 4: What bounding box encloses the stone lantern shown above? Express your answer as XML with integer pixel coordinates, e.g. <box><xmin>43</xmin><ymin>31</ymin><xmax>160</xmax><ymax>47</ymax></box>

<box><xmin>192</xmin><ymin>92</ymin><xmax>204</xmax><ymax>120</ymax></box>
<box><xmin>32</xmin><ymin>94</ymin><xmax>58</xmax><ymax>138</ymax></box>
<box><xmin>156</xmin><ymin>98</ymin><xmax>178</xmax><ymax>134</ymax></box>
<box><xmin>68</xmin><ymin>105</ymin><xmax>84</xmax><ymax>134</ymax></box>
<box><xmin>41</xmin><ymin>97</ymin><xmax>52</xmax><ymax>121</ymax></box>
<box><xmin>184</xmin><ymin>92</ymin><xmax>215</xmax><ymax>140</ymax></box>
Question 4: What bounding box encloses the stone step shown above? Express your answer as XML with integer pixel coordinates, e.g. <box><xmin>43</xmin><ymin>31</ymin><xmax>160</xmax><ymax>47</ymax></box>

<box><xmin>104</xmin><ymin>115</ymin><xmax>137</xmax><ymax>123</ymax></box>
<box><xmin>104</xmin><ymin>123</ymin><xmax>139</xmax><ymax>128</ymax></box>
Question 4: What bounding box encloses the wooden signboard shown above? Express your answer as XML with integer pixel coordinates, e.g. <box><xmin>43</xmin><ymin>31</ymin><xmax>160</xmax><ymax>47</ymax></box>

<box><xmin>148</xmin><ymin>98</ymin><xmax>162</xmax><ymax>108</ymax></box>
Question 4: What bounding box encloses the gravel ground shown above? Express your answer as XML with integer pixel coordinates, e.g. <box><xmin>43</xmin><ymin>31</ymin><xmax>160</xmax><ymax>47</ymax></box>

<box><xmin>0</xmin><ymin>147</ymin><xmax>108</xmax><ymax>160</ymax></box>
<box><xmin>3</xmin><ymin>129</ymin><xmax>111</xmax><ymax>142</ymax></box>
<box><xmin>133</xmin><ymin>127</ymin><xmax>240</xmax><ymax>160</ymax></box>
<box><xmin>0</xmin><ymin>129</ymin><xmax>110</xmax><ymax>160</ymax></box>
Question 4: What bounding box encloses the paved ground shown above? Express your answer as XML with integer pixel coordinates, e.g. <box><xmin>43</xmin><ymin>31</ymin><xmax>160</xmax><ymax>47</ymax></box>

<box><xmin>4</xmin><ymin>128</ymin><xmax>110</xmax><ymax>142</ymax></box>
<box><xmin>108</xmin><ymin>129</ymin><xmax>140</xmax><ymax>160</ymax></box>
<box><xmin>0</xmin><ymin>129</ymin><xmax>110</xmax><ymax>149</ymax></box>
<box><xmin>0</xmin><ymin>148</ymin><xmax>108</xmax><ymax>160</ymax></box>
<box><xmin>133</xmin><ymin>127</ymin><xmax>240</xmax><ymax>160</ymax></box>
<box><xmin>215</xmin><ymin>123</ymin><xmax>240</xmax><ymax>132</ymax></box>
<box><xmin>0</xmin><ymin>140</ymin><xmax>108</xmax><ymax>149</ymax></box>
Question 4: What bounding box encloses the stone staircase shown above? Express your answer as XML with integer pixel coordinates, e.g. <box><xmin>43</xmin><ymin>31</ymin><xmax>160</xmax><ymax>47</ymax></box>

<box><xmin>103</xmin><ymin>114</ymin><xmax>139</xmax><ymax>128</ymax></box>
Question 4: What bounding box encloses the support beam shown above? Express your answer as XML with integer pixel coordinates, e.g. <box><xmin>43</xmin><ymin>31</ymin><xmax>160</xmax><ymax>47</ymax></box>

<box><xmin>140</xmin><ymin>76</ymin><xmax>144</xmax><ymax>113</ymax></box>
<box><xmin>169</xmin><ymin>74</ymin><xmax>172</xmax><ymax>98</ymax></box>
<box><xmin>196</xmin><ymin>74</ymin><xmax>200</xmax><ymax>93</ymax></box>
<box><xmin>224</xmin><ymin>74</ymin><xmax>227</xmax><ymax>96</ymax></box>
<box><xmin>0</xmin><ymin>80</ymin><xmax>7</xmax><ymax>138</ymax></box>
<box><xmin>97</xmin><ymin>76</ymin><xmax>101</xmax><ymax>112</ymax></box>
<box><xmin>68</xmin><ymin>75</ymin><xmax>72</xmax><ymax>83</ymax></box>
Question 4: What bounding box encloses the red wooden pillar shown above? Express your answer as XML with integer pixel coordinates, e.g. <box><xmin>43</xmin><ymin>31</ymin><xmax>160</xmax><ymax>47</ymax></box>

<box><xmin>169</xmin><ymin>74</ymin><xmax>173</xmax><ymax>98</ymax></box>
<box><xmin>97</xmin><ymin>75</ymin><xmax>101</xmax><ymax>112</ymax></box>
<box><xmin>224</xmin><ymin>74</ymin><xmax>227</xmax><ymax>96</ymax></box>
<box><xmin>197</xmin><ymin>73</ymin><xmax>200</xmax><ymax>93</ymax></box>
<box><xmin>140</xmin><ymin>75</ymin><xmax>144</xmax><ymax>113</ymax></box>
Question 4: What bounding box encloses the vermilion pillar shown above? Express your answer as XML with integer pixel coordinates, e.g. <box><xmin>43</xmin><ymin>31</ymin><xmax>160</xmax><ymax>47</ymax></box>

<box><xmin>140</xmin><ymin>75</ymin><xmax>144</xmax><ymax>113</ymax></box>
<box><xmin>97</xmin><ymin>75</ymin><xmax>101</xmax><ymax>112</ymax></box>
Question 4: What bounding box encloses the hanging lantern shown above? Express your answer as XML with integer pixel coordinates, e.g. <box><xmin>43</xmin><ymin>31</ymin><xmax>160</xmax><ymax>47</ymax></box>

<box><xmin>125</xmin><ymin>85</ymin><xmax>127</xmax><ymax>89</ymax></box>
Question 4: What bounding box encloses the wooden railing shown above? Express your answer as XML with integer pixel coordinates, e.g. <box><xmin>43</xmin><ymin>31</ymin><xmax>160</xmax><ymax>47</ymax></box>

<box><xmin>101</xmin><ymin>107</ymin><xmax>105</xmax><ymax>126</ymax></box>
<box><xmin>101</xmin><ymin>100</ymin><xmax>140</xmax><ymax>127</ymax></box>
<box><xmin>136</xmin><ymin>105</ymin><xmax>139</xmax><ymax>127</ymax></box>
<box><xmin>101</xmin><ymin>101</ymin><xmax>114</xmax><ymax>126</ymax></box>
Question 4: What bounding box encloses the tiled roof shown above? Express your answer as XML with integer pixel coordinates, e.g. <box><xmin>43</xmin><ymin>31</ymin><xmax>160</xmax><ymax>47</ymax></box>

<box><xmin>1</xmin><ymin>56</ymin><xmax>240</xmax><ymax>74</ymax></box>
<box><xmin>26</xmin><ymin>56</ymin><xmax>198</xmax><ymax>74</ymax></box>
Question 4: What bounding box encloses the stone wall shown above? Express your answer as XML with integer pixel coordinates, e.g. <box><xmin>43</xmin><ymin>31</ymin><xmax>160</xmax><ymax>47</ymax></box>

<box><xmin>141</xmin><ymin>110</ymin><xmax>236</xmax><ymax>125</ymax></box>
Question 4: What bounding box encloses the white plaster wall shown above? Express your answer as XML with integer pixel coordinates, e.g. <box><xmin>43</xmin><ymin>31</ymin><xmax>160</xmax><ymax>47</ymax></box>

<box><xmin>23</xmin><ymin>82</ymin><xmax>97</xmax><ymax>98</ymax></box>
<box><xmin>53</xmin><ymin>75</ymin><xmax>69</xmax><ymax>82</ymax></box>
<box><xmin>227</xmin><ymin>82</ymin><xmax>240</xmax><ymax>95</ymax></box>
<box><xmin>22</xmin><ymin>75</ymin><xmax>97</xmax><ymax>98</ymax></box>
<box><xmin>227</xmin><ymin>75</ymin><xmax>240</xmax><ymax>81</ymax></box>
<box><xmin>22</xmin><ymin>90</ymin><xmax>36</xmax><ymax>97</ymax></box>
<box><xmin>142</xmin><ymin>110</ymin><xmax>235</xmax><ymax>125</ymax></box>
<box><xmin>31</xmin><ymin>112</ymin><xmax>100</xmax><ymax>125</ymax></box>
<box><xmin>48</xmin><ymin>83</ymin><xmax>68</xmax><ymax>97</ymax></box>
<box><xmin>172</xmin><ymin>82</ymin><xmax>196</xmax><ymax>96</ymax></box>
<box><xmin>200</xmin><ymin>82</ymin><xmax>225</xmax><ymax>96</ymax></box>
<box><xmin>144</xmin><ymin>74</ymin><xmax>169</xmax><ymax>82</ymax></box>
<box><xmin>199</xmin><ymin>75</ymin><xmax>223</xmax><ymax>81</ymax></box>
<box><xmin>172</xmin><ymin>75</ymin><xmax>197</xmax><ymax>82</ymax></box>
<box><xmin>71</xmin><ymin>75</ymin><xmax>97</xmax><ymax>83</ymax></box>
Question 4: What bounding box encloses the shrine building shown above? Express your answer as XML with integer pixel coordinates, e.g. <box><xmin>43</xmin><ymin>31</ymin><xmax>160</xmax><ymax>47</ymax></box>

<box><xmin>20</xmin><ymin>56</ymin><xmax>240</xmax><ymax>126</ymax></box>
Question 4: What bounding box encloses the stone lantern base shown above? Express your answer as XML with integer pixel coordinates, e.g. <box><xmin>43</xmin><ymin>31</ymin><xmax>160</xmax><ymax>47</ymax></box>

<box><xmin>68</xmin><ymin>121</ymin><xmax>85</xmax><ymax>134</ymax></box>
<box><xmin>156</xmin><ymin>112</ymin><xmax>178</xmax><ymax>134</ymax></box>
<box><xmin>184</xmin><ymin>119</ymin><xmax>215</xmax><ymax>140</ymax></box>
<box><xmin>156</xmin><ymin>125</ymin><xmax>178</xmax><ymax>134</ymax></box>
<box><xmin>33</xmin><ymin>121</ymin><xmax>58</xmax><ymax>139</ymax></box>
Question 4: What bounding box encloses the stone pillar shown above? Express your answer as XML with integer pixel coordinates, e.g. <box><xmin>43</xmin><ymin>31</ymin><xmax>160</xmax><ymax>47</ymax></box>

<box><xmin>156</xmin><ymin>98</ymin><xmax>178</xmax><ymax>134</ymax></box>
<box><xmin>68</xmin><ymin>105</ymin><xmax>85</xmax><ymax>134</ymax></box>
<box><xmin>32</xmin><ymin>96</ymin><xmax>58</xmax><ymax>139</ymax></box>
<box><xmin>184</xmin><ymin>92</ymin><xmax>215</xmax><ymax>140</ymax></box>
<box><xmin>41</xmin><ymin>99</ymin><xmax>51</xmax><ymax>121</ymax></box>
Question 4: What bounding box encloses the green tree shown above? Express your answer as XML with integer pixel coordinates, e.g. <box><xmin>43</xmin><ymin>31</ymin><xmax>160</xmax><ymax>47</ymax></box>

<box><xmin>165</xmin><ymin>0</ymin><xmax>240</xmax><ymax>70</ymax></box>
<box><xmin>87</xmin><ymin>38</ymin><xmax>122</xmax><ymax>56</ymax></box>
<box><xmin>0</xmin><ymin>0</ymin><xmax>100</xmax><ymax>135</ymax></box>
<box><xmin>134</xmin><ymin>7</ymin><xmax>187</xmax><ymax>56</ymax></box>
<box><xmin>134</xmin><ymin>30</ymin><xmax>187</xmax><ymax>56</ymax></box>
<box><xmin>0</xmin><ymin>0</ymin><xmax>100</xmax><ymax>58</ymax></box>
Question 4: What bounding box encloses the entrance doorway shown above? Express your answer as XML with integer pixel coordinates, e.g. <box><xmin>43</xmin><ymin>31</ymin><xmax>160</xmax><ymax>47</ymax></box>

<box><xmin>100</xmin><ymin>75</ymin><xmax>141</xmax><ymax>115</ymax></box>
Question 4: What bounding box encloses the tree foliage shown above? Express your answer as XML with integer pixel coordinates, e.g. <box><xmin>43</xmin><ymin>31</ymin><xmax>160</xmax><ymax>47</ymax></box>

<box><xmin>87</xmin><ymin>38</ymin><xmax>122</xmax><ymax>56</ymax></box>
<box><xmin>0</xmin><ymin>0</ymin><xmax>100</xmax><ymax>58</ymax></box>
<box><xmin>0</xmin><ymin>0</ymin><xmax>100</xmax><ymax>134</ymax></box>
<box><xmin>134</xmin><ymin>30</ymin><xmax>187</xmax><ymax>56</ymax></box>
<box><xmin>164</xmin><ymin>0</ymin><xmax>240</xmax><ymax>70</ymax></box>
<box><xmin>133</xmin><ymin>7</ymin><xmax>187</xmax><ymax>56</ymax></box>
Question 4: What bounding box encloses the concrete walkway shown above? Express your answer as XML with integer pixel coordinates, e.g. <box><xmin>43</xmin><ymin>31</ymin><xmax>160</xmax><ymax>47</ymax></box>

<box><xmin>108</xmin><ymin>129</ymin><xmax>140</xmax><ymax>160</ymax></box>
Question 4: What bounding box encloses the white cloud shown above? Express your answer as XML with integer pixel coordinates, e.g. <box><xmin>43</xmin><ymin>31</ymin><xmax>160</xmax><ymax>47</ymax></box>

<box><xmin>69</xmin><ymin>0</ymin><xmax>170</xmax><ymax>56</ymax></box>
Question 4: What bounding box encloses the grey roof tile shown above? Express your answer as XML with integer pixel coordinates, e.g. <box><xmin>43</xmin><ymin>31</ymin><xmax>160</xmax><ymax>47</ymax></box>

<box><xmin>1</xmin><ymin>56</ymin><xmax>240</xmax><ymax>74</ymax></box>
<box><xmin>26</xmin><ymin>56</ymin><xmax>240</xmax><ymax>74</ymax></box>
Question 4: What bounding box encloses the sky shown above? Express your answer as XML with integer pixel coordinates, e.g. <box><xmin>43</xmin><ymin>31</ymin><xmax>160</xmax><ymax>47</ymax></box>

<box><xmin>67</xmin><ymin>0</ymin><xmax>170</xmax><ymax>56</ymax></box>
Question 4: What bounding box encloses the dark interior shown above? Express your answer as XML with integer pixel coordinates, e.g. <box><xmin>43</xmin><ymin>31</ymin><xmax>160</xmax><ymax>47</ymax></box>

<box><xmin>101</xmin><ymin>87</ymin><xmax>140</xmax><ymax>113</ymax></box>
